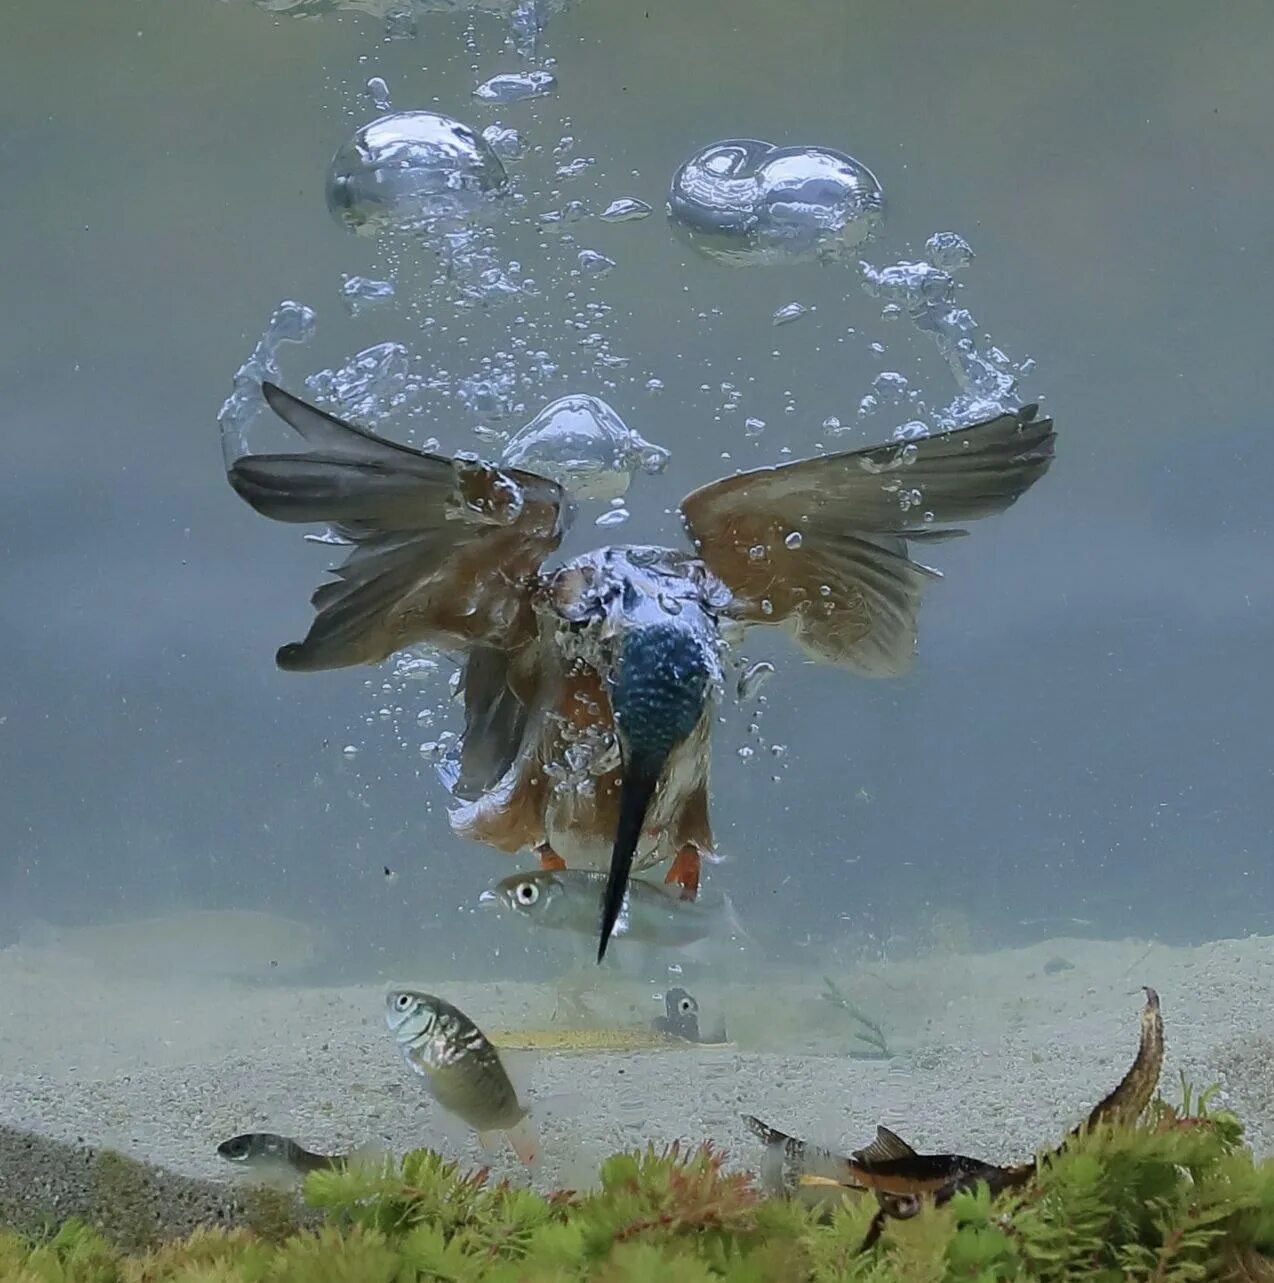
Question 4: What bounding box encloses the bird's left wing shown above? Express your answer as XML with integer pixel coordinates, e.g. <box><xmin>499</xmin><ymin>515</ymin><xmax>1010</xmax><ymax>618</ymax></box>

<box><xmin>679</xmin><ymin>405</ymin><xmax>1055</xmax><ymax>677</ymax></box>
<box><xmin>227</xmin><ymin>382</ymin><xmax>568</xmax><ymax>672</ymax></box>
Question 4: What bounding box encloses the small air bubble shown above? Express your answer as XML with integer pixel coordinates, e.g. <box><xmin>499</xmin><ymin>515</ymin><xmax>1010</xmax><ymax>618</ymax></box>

<box><xmin>601</xmin><ymin>198</ymin><xmax>652</xmax><ymax>222</ymax></box>
<box><xmin>577</xmin><ymin>250</ymin><xmax>616</xmax><ymax>275</ymax></box>
<box><xmin>365</xmin><ymin>77</ymin><xmax>391</xmax><ymax>110</ymax></box>
<box><xmin>772</xmin><ymin>301</ymin><xmax>808</xmax><ymax>326</ymax></box>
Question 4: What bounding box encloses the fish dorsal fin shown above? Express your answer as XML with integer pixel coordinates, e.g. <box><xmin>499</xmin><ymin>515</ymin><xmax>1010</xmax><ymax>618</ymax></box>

<box><xmin>853</xmin><ymin>1125</ymin><xmax>918</xmax><ymax>1164</ymax></box>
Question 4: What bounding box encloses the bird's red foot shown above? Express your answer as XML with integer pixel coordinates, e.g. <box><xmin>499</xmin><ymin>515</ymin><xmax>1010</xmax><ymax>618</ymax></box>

<box><xmin>537</xmin><ymin>844</ymin><xmax>567</xmax><ymax>871</ymax></box>
<box><xmin>665</xmin><ymin>846</ymin><xmax>701</xmax><ymax>901</ymax></box>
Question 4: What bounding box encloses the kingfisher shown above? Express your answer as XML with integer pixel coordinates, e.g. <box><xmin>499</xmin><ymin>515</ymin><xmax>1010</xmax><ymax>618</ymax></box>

<box><xmin>226</xmin><ymin>383</ymin><xmax>1055</xmax><ymax>960</ymax></box>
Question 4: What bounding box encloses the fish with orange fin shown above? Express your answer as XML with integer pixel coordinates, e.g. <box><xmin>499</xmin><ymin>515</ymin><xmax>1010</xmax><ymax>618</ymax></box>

<box><xmin>746</xmin><ymin>986</ymin><xmax>1165</xmax><ymax>1227</ymax></box>
<box><xmin>225</xmin><ymin>382</ymin><xmax>1055</xmax><ymax>959</ymax></box>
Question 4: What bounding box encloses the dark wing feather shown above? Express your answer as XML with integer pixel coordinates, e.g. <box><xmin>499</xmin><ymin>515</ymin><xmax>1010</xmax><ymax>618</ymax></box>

<box><xmin>450</xmin><ymin>645</ymin><xmax>534</xmax><ymax>800</ymax></box>
<box><xmin>227</xmin><ymin>382</ymin><xmax>567</xmax><ymax>672</ymax></box>
<box><xmin>679</xmin><ymin>406</ymin><xmax>1055</xmax><ymax>676</ymax></box>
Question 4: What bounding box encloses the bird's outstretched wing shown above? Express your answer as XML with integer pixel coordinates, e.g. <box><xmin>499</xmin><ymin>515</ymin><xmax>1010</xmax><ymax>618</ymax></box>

<box><xmin>227</xmin><ymin>382</ymin><xmax>567</xmax><ymax>673</ymax></box>
<box><xmin>679</xmin><ymin>405</ymin><xmax>1055</xmax><ymax>677</ymax></box>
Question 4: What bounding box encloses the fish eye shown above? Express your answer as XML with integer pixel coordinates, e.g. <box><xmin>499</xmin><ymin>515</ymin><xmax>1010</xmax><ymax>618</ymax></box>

<box><xmin>515</xmin><ymin>881</ymin><xmax>540</xmax><ymax>906</ymax></box>
<box><xmin>678</xmin><ymin>995</ymin><xmax>696</xmax><ymax>1015</ymax></box>
<box><xmin>394</xmin><ymin>993</ymin><xmax>414</xmax><ymax>1011</ymax></box>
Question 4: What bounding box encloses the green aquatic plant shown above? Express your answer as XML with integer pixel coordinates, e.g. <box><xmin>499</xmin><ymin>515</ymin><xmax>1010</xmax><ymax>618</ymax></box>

<box><xmin>4</xmin><ymin>1087</ymin><xmax>1274</xmax><ymax>1282</ymax></box>
<box><xmin>820</xmin><ymin>976</ymin><xmax>892</xmax><ymax>1056</ymax></box>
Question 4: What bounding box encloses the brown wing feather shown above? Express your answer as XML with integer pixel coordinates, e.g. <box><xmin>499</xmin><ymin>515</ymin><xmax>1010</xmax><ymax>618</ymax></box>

<box><xmin>679</xmin><ymin>406</ymin><xmax>1055</xmax><ymax>676</ymax></box>
<box><xmin>227</xmin><ymin>383</ymin><xmax>566</xmax><ymax>672</ymax></box>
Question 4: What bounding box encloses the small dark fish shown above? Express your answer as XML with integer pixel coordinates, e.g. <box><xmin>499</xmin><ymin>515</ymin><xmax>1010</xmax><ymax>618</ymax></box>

<box><xmin>217</xmin><ymin>1132</ymin><xmax>350</xmax><ymax>1175</ymax></box>
<box><xmin>652</xmin><ymin>987</ymin><xmax>703</xmax><ymax>1042</ymax></box>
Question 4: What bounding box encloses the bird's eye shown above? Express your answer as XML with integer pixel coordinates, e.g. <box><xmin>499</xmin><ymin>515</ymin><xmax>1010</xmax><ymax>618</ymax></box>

<box><xmin>515</xmin><ymin>882</ymin><xmax>540</xmax><ymax>906</ymax></box>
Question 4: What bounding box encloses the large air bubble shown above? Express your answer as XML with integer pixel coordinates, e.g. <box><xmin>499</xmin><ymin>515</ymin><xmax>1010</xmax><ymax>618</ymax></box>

<box><xmin>326</xmin><ymin>111</ymin><xmax>510</xmax><ymax>236</ymax></box>
<box><xmin>500</xmin><ymin>395</ymin><xmax>670</xmax><ymax>501</ymax></box>
<box><xmin>667</xmin><ymin>138</ymin><xmax>883</xmax><ymax>267</ymax></box>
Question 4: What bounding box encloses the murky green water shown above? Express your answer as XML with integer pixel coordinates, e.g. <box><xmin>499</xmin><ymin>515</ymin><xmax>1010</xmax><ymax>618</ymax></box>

<box><xmin>2</xmin><ymin>0</ymin><xmax>1273</xmax><ymax>1193</ymax></box>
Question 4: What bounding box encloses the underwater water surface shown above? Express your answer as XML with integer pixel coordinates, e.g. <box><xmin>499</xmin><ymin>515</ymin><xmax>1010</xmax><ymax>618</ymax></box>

<box><xmin>1</xmin><ymin>0</ymin><xmax>1274</xmax><ymax>1192</ymax></box>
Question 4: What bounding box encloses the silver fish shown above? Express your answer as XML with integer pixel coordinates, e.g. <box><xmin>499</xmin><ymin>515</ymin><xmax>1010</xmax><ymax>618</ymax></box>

<box><xmin>385</xmin><ymin>989</ymin><xmax>538</xmax><ymax>1165</ymax></box>
<box><xmin>479</xmin><ymin>868</ymin><xmax>745</xmax><ymax>949</ymax></box>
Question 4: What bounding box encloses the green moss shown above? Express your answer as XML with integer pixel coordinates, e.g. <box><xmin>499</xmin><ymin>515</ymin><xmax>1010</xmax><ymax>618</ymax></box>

<box><xmin>240</xmin><ymin>1181</ymin><xmax>305</xmax><ymax>1242</ymax></box>
<box><xmin>87</xmin><ymin>1150</ymin><xmax>159</xmax><ymax>1254</ymax></box>
<box><xmin>6</xmin><ymin>1088</ymin><xmax>1274</xmax><ymax>1281</ymax></box>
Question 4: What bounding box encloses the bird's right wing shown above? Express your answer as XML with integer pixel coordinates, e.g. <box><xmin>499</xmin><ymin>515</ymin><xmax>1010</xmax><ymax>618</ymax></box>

<box><xmin>226</xmin><ymin>382</ymin><xmax>568</xmax><ymax>673</ymax></box>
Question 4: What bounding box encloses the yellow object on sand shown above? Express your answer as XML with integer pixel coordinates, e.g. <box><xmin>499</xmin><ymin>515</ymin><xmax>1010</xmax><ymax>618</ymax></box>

<box><xmin>491</xmin><ymin>1026</ymin><xmax>733</xmax><ymax>1053</ymax></box>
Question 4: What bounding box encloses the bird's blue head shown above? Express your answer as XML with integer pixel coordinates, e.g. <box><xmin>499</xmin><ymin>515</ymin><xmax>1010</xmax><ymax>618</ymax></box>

<box><xmin>597</xmin><ymin>620</ymin><xmax>713</xmax><ymax>961</ymax></box>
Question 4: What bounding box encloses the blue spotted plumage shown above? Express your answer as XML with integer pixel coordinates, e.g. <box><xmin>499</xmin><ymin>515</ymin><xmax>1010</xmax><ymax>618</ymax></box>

<box><xmin>613</xmin><ymin>623</ymin><xmax>713</xmax><ymax>770</ymax></box>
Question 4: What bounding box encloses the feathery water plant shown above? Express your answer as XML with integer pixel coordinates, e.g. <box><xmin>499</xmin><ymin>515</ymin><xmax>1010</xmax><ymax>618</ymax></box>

<box><xmin>3</xmin><ymin>1082</ymin><xmax>1274</xmax><ymax>1282</ymax></box>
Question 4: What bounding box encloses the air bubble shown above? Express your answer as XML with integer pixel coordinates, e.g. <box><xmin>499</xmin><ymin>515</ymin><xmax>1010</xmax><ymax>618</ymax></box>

<box><xmin>577</xmin><ymin>249</ymin><xmax>616</xmax><ymax>275</ymax></box>
<box><xmin>772</xmin><ymin>301</ymin><xmax>808</xmax><ymax>326</ymax></box>
<box><xmin>501</xmin><ymin>395</ymin><xmax>669</xmax><ymax>501</ymax></box>
<box><xmin>326</xmin><ymin>112</ymin><xmax>508</xmax><ymax>236</ymax></box>
<box><xmin>668</xmin><ymin>137</ymin><xmax>884</xmax><ymax>267</ymax></box>
<box><xmin>924</xmin><ymin>231</ymin><xmax>974</xmax><ymax>272</ymax></box>
<box><xmin>339</xmin><ymin>275</ymin><xmax>395</xmax><ymax>316</ymax></box>
<box><xmin>305</xmin><ymin>341</ymin><xmax>410</xmax><ymax>421</ymax></box>
<box><xmin>365</xmin><ymin>77</ymin><xmax>391</xmax><ymax>111</ymax></box>
<box><xmin>736</xmin><ymin>661</ymin><xmax>775</xmax><ymax>702</ymax></box>
<box><xmin>601</xmin><ymin>198</ymin><xmax>653</xmax><ymax>222</ymax></box>
<box><xmin>482</xmin><ymin>124</ymin><xmax>527</xmax><ymax>160</ymax></box>
<box><xmin>474</xmin><ymin>71</ymin><xmax>557</xmax><ymax>103</ymax></box>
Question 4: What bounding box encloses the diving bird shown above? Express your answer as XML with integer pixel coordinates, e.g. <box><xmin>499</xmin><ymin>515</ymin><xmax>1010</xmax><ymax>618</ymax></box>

<box><xmin>226</xmin><ymin>383</ymin><xmax>1055</xmax><ymax>959</ymax></box>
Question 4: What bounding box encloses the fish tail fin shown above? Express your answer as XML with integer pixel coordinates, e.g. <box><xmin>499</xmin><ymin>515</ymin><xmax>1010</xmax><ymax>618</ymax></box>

<box><xmin>677</xmin><ymin>892</ymin><xmax>752</xmax><ymax>971</ymax></box>
<box><xmin>717</xmin><ymin>891</ymin><xmax>752</xmax><ymax>945</ymax></box>
<box><xmin>505</xmin><ymin>1115</ymin><xmax>541</xmax><ymax>1166</ymax></box>
<box><xmin>742</xmin><ymin>1115</ymin><xmax>860</xmax><ymax>1196</ymax></box>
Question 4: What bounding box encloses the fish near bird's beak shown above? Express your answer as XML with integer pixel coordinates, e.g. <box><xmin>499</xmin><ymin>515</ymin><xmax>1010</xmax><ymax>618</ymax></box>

<box><xmin>599</xmin><ymin>621</ymin><xmax>711</xmax><ymax>962</ymax></box>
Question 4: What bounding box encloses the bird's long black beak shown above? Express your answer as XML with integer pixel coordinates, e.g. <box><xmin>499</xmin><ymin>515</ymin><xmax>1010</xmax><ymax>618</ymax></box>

<box><xmin>597</xmin><ymin>755</ymin><xmax>663</xmax><ymax>962</ymax></box>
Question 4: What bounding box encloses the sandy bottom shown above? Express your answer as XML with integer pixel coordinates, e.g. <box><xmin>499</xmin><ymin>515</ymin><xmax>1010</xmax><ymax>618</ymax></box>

<box><xmin>3</xmin><ymin>929</ymin><xmax>1274</xmax><ymax>1201</ymax></box>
